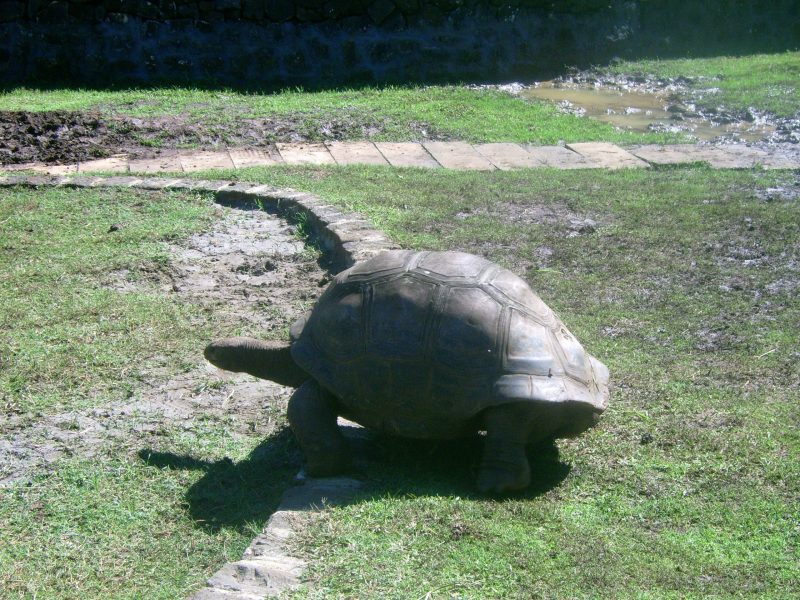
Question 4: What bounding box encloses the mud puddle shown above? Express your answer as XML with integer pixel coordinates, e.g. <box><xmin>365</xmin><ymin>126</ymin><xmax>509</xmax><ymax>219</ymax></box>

<box><xmin>522</xmin><ymin>81</ymin><xmax>775</xmax><ymax>142</ymax></box>
<box><xmin>0</xmin><ymin>197</ymin><xmax>329</xmax><ymax>486</ymax></box>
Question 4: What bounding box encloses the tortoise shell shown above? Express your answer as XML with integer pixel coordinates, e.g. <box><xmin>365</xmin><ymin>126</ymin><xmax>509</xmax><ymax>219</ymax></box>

<box><xmin>290</xmin><ymin>250</ymin><xmax>609</xmax><ymax>438</ymax></box>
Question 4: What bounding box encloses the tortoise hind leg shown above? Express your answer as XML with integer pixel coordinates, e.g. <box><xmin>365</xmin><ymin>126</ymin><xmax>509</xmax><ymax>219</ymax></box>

<box><xmin>288</xmin><ymin>380</ymin><xmax>350</xmax><ymax>477</ymax></box>
<box><xmin>477</xmin><ymin>403</ymin><xmax>535</xmax><ymax>494</ymax></box>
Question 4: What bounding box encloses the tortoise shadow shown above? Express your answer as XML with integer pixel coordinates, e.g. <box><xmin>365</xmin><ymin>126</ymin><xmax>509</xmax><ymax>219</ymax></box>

<box><xmin>139</xmin><ymin>424</ymin><xmax>571</xmax><ymax>532</ymax></box>
<box><xmin>353</xmin><ymin>432</ymin><xmax>571</xmax><ymax>501</ymax></box>
<box><xmin>138</xmin><ymin>427</ymin><xmax>302</xmax><ymax>532</ymax></box>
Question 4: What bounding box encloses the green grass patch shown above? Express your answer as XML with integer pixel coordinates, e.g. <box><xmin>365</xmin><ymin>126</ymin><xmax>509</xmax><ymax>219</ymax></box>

<box><xmin>0</xmin><ymin>186</ymin><xmax>215</xmax><ymax>416</ymax></box>
<box><xmin>179</xmin><ymin>164</ymin><xmax>798</xmax><ymax>598</ymax></box>
<box><xmin>605</xmin><ymin>51</ymin><xmax>800</xmax><ymax>116</ymax></box>
<box><xmin>0</xmin><ymin>425</ymin><xmax>295</xmax><ymax>599</ymax></box>
<box><xmin>0</xmin><ymin>85</ymin><xmax>682</xmax><ymax>145</ymax></box>
<box><xmin>2</xmin><ymin>168</ymin><xmax>798</xmax><ymax>598</ymax></box>
<box><xmin>0</xmin><ymin>185</ymin><xmax>299</xmax><ymax>598</ymax></box>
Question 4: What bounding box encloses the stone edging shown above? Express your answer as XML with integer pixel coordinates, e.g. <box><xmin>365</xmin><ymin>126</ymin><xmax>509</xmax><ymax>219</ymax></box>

<box><xmin>0</xmin><ymin>173</ymin><xmax>395</xmax><ymax>599</ymax></box>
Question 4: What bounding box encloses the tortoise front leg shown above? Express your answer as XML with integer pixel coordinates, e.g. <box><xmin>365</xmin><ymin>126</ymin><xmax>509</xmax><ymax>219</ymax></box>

<box><xmin>287</xmin><ymin>380</ymin><xmax>350</xmax><ymax>477</ymax></box>
<box><xmin>476</xmin><ymin>403</ymin><xmax>534</xmax><ymax>494</ymax></box>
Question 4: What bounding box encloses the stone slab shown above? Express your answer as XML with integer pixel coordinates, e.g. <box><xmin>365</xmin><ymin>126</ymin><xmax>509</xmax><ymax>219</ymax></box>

<box><xmin>422</xmin><ymin>141</ymin><xmax>495</xmax><ymax>170</ymax></box>
<box><xmin>566</xmin><ymin>142</ymin><xmax>649</xmax><ymax>169</ymax></box>
<box><xmin>276</xmin><ymin>143</ymin><xmax>335</xmax><ymax>165</ymax></box>
<box><xmin>717</xmin><ymin>144</ymin><xmax>800</xmax><ymax>169</ymax></box>
<box><xmin>627</xmin><ymin>144</ymin><xmax>710</xmax><ymax>165</ymax></box>
<box><xmin>179</xmin><ymin>151</ymin><xmax>235</xmax><ymax>172</ymax></box>
<box><xmin>374</xmin><ymin>142</ymin><xmax>440</xmax><ymax>168</ymax></box>
<box><xmin>91</xmin><ymin>176</ymin><xmax>143</xmax><ymax>187</ymax></box>
<box><xmin>474</xmin><ymin>143</ymin><xmax>542</xmax><ymax>169</ymax></box>
<box><xmin>326</xmin><ymin>141</ymin><xmax>389</xmax><ymax>166</ymax></box>
<box><xmin>521</xmin><ymin>145</ymin><xmax>593</xmax><ymax>169</ymax></box>
<box><xmin>29</xmin><ymin>164</ymin><xmax>78</xmax><ymax>175</ymax></box>
<box><xmin>78</xmin><ymin>155</ymin><xmax>129</xmax><ymax>173</ymax></box>
<box><xmin>759</xmin><ymin>148</ymin><xmax>800</xmax><ymax>169</ymax></box>
<box><xmin>229</xmin><ymin>147</ymin><xmax>283</xmax><ymax>169</ymax></box>
<box><xmin>192</xmin><ymin>476</ymin><xmax>362</xmax><ymax>600</ymax></box>
<box><xmin>128</xmin><ymin>155</ymin><xmax>183</xmax><ymax>174</ymax></box>
<box><xmin>628</xmin><ymin>143</ymin><xmax>778</xmax><ymax>168</ymax></box>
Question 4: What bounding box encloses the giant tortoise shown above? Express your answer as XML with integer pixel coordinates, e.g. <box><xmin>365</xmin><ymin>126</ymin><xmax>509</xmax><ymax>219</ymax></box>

<box><xmin>205</xmin><ymin>250</ymin><xmax>610</xmax><ymax>493</ymax></box>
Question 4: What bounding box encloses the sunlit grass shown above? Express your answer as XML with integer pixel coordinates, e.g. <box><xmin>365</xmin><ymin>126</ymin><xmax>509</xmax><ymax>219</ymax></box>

<box><xmin>0</xmin><ymin>85</ymin><xmax>683</xmax><ymax>144</ymax></box>
<box><xmin>606</xmin><ymin>51</ymin><xmax>800</xmax><ymax>116</ymax></box>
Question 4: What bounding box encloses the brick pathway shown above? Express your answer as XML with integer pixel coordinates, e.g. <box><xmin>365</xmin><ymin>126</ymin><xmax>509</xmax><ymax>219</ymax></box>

<box><xmin>8</xmin><ymin>142</ymin><xmax>799</xmax><ymax>175</ymax></box>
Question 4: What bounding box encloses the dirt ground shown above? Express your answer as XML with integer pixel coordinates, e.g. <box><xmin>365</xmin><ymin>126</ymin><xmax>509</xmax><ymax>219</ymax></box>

<box><xmin>0</xmin><ymin>109</ymin><xmax>435</xmax><ymax>165</ymax></box>
<box><xmin>0</xmin><ymin>197</ymin><xmax>329</xmax><ymax>486</ymax></box>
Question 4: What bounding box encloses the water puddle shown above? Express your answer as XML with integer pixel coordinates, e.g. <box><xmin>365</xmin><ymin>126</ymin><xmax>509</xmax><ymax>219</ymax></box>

<box><xmin>522</xmin><ymin>82</ymin><xmax>774</xmax><ymax>142</ymax></box>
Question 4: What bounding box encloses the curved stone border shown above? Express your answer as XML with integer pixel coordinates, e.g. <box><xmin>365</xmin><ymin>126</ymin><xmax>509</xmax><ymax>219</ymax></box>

<box><xmin>0</xmin><ymin>174</ymin><xmax>397</xmax><ymax>599</ymax></box>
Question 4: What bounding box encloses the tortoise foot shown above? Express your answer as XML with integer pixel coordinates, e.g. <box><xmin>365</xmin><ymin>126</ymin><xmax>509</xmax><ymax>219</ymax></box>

<box><xmin>305</xmin><ymin>443</ymin><xmax>351</xmax><ymax>478</ymax></box>
<box><xmin>476</xmin><ymin>460</ymin><xmax>531</xmax><ymax>495</ymax></box>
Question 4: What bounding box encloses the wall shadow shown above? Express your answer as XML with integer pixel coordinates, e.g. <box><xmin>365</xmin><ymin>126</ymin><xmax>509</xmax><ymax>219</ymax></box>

<box><xmin>1</xmin><ymin>1</ymin><xmax>797</xmax><ymax>92</ymax></box>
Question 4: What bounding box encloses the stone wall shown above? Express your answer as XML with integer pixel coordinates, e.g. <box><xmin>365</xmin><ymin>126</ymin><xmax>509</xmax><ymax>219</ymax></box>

<box><xmin>1</xmin><ymin>1</ymin><xmax>797</xmax><ymax>87</ymax></box>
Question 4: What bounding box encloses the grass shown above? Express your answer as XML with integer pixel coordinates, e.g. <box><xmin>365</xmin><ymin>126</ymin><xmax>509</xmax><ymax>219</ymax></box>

<box><xmin>605</xmin><ymin>50</ymin><xmax>800</xmax><ymax>117</ymax></box>
<box><xmin>0</xmin><ymin>186</ymin><xmax>297</xmax><ymax>598</ymax></box>
<box><xmin>0</xmin><ymin>85</ymin><xmax>683</xmax><ymax>145</ymax></box>
<box><xmin>180</xmin><ymin>163</ymin><xmax>797</xmax><ymax>599</ymax></box>
<box><xmin>0</xmin><ymin>187</ymin><xmax>214</xmax><ymax>416</ymax></box>
<box><xmin>2</xmin><ymin>166</ymin><xmax>798</xmax><ymax>598</ymax></box>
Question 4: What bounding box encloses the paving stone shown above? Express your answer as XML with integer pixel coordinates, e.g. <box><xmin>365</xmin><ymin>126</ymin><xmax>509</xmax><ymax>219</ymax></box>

<box><xmin>627</xmin><ymin>144</ymin><xmax>709</xmax><ymax>165</ymax></box>
<box><xmin>78</xmin><ymin>155</ymin><xmax>129</xmax><ymax>173</ymax></box>
<box><xmin>128</xmin><ymin>155</ymin><xmax>183</xmax><ymax>174</ymax></box>
<box><xmin>276</xmin><ymin>143</ymin><xmax>335</xmax><ymax>165</ymax></box>
<box><xmin>181</xmin><ymin>180</ymin><xmax>232</xmax><ymax>192</ymax></box>
<box><xmin>246</xmin><ymin>184</ymin><xmax>280</xmax><ymax>195</ymax></box>
<box><xmin>0</xmin><ymin>175</ymin><xmax>31</xmax><ymax>186</ymax></box>
<box><xmin>628</xmin><ymin>144</ymin><xmax>756</xmax><ymax>168</ymax></box>
<box><xmin>179</xmin><ymin>151</ymin><xmax>235</xmax><ymax>172</ymax></box>
<box><xmin>193</xmin><ymin>475</ymin><xmax>363</xmax><ymax>600</ymax></box>
<box><xmin>326</xmin><ymin>141</ymin><xmax>389</xmax><ymax>166</ymax></box>
<box><xmin>229</xmin><ymin>147</ymin><xmax>283</xmax><ymax>168</ymax></box>
<box><xmin>205</xmin><ymin>557</ymin><xmax>304</xmax><ymax>597</ymax></box>
<box><xmin>2</xmin><ymin>162</ymin><xmax>38</xmax><ymax>172</ymax></box>
<box><xmin>91</xmin><ymin>176</ymin><xmax>143</xmax><ymax>187</ymax></box>
<box><xmin>422</xmin><ymin>141</ymin><xmax>495</xmax><ymax>170</ymax></box>
<box><xmin>374</xmin><ymin>142</ymin><xmax>441</xmax><ymax>168</ymax></box>
<box><xmin>132</xmin><ymin>177</ymin><xmax>185</xmax><ymax>190</ymax></box>
<box><xmin>566</xmin><ymin>142</ymin><xmax>649</xmax><ymax>169</ymax></box>
<box><xmin>59</xmin><ymin>176</ymin><xmax>104</xmax><ymax>187</ymax></box>
<box><xmin>758</xmin><ymin>146</ymin><xmax>800</xmax><ymax>169</ymax></box>
<box><xmin>474</xmin><ymin>143</ymin><xmax>543</xmax><ymax>170</ymax></box>
<box><xmin>192</xmin><ymin>589</ymin><xmax>263</xmax><ymax>600</ymax></box>
<box><xmin>717</xmin><ymin>144</ymin><xmax>800</xmax><ymax>169</ymax></box>
<box><xmin>521</xmin><ymin>145</ymin><xmax>593</xmax><ymax>169</ymax></box>
<box><xmin>30</xmin><ymin>164</ymin><xmax>78</xmax><ymax>175</ymax></box>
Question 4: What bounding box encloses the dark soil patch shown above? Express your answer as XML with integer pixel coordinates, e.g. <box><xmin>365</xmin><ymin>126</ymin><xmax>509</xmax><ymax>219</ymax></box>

<box><xmin>1</xmin><ymin>110</ymin><xmax>444</xmax><ymax>166</ymax></box>
<box><xmin>0</xmin><ymin>111</ymin><xmax>128</xmax><ymax>165</ymax></box>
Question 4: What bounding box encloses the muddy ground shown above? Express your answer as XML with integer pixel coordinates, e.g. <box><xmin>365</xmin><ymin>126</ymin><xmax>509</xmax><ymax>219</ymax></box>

<box><xmin>0</xmin><ymin>109</ymin><xmax>438</xmax><ymax>166</ymax></box>
<box><xmin>0</xmin><ymin>197</ymin><xmax>329</xmax><ymax>486</ymax></box>
<box><xmin>479</xmin><ymin>74</ymin><xmax>799</xmax><ymax>145</ymax></box>
<box><xmin>548</xmin><ymin>71</ymin><xmax>800</xmax><ymax>145</ymax></box>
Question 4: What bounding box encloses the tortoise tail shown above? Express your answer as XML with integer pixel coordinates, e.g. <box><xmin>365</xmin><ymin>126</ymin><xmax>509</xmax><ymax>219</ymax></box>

<box><xmin>204</xmin><ymin>337</ymin><xmax>309</xmax><ymax>388</ymax></box>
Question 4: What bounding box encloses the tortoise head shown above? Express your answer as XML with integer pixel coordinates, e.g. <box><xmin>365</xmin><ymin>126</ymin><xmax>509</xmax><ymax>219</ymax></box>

<box><xmin>204</xmin><ymin>338</ymin><xmax>252</xmax><ymax>372</ymax></box>
<box><xmin>204</xmin><ymin>337</ymin><xmax>308</xmax><ymax>387</ymax></box>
